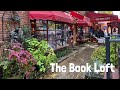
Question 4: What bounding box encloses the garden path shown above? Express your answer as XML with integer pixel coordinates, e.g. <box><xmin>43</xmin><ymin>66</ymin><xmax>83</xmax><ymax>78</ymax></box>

<box><xmin>43</xmin><ymin>43</ymin><xmax>98</xmax><ymax>79</ymax></box>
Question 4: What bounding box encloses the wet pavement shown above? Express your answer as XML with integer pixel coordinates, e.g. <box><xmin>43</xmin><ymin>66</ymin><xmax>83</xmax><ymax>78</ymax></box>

<box><xmin>43</xmin><ymin>43</ymin><xmax>98</xmax><ymax>79</ymax></box>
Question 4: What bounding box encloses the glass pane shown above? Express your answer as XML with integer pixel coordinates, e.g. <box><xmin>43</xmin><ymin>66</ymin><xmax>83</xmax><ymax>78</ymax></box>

<box><xmin>48</xmin><ymin>31</ymin><xmax>56</xmax><ymax>40</ymax></box>
<box><xmin>36</xmin><ymin>31</ymin><xmax>47</xmax><ymax>41</ymax></box>
<box><xmin>48</xmin><ymin>40</ymin><xmax>57</xmax><ymax>50</ymax></box>
<box><xmin>36</xmin><ymin>20</ymin><xmax>47</xmax><ymax>30</ymax></box>
<box><xmin>56</xmin><ymin>30</ymin><xmax>67</xmax><ymax>39</ymax></box>
<box><xmin>64</xmin><ymin>29</ymin><xmax>67</xmax><ymax>38</ymax></box>
<box><xmin>56</xmin><ymin>23</ymin><xmax>64</xmax><ymax>30</ymax></box>
<box><xmin>56</xmin><ymin>39</ymin><xmax>67</xmax><ymax>49</ymax></box>
<box><xmin>64</xmin><ymin>24</ymin><xmax>69</xmax><ymax>37</ymax></box>
<box><xmin>48</xmin><ymin>21</ymin><xmax>55</xmax><ymax>30</ymax></box>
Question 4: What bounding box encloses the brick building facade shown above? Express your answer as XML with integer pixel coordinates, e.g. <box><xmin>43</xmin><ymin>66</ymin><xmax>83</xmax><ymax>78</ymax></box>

<box><xmin>0</xmin><ymin>11</ymin><xmax>30</xmax><ymax>41</ymax></box>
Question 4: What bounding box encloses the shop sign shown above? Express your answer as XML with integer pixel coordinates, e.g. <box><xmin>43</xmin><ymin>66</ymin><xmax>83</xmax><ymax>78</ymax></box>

<box><xmin>96</xmin><ymin>17</ymin><xmax>110</xmax><ymax>21</ymax></box>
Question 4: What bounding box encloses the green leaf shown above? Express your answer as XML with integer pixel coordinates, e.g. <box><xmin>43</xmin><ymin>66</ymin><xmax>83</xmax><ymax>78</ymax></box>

<box><xmin>3</xmin><ymin>66</ymin><xmax>7</xmax><ymax>70</ymax></box>
<box><xmin>37</xmin><ymin>61</ymin><xmax>42</xmax><ymax>66</ymax></box>
<box><xmin>25</xmin><ymin>38</ymin><xmax>58</xmax><ymax>73</ymax></box>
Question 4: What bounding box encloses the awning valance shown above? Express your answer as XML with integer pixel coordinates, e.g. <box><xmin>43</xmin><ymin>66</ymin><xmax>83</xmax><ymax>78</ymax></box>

<box><xmin>29</xmin><ymin>11</ymin><xmax>76</xmax><ymax>24</ymax></box>
<box><xmin>70</xmin><ymin>11</ymin><xmax>91</xmax><ymax>26</ymax></box>
<box><xmin>70</xmin><ymin>11</ymin><xmax>84</xmax><ymax>20</ymax></box>
<box><xmin>86</xmin><ymin>12</ymin><xmax>118</xmax><ymax>22</ymax></box>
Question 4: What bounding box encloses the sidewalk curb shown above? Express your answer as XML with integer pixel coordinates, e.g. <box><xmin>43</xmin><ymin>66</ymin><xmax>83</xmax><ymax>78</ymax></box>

<box><xmin>58</xmin><ymin>47</ymin><xmax>86</xmax><ymax>64</ymax></box>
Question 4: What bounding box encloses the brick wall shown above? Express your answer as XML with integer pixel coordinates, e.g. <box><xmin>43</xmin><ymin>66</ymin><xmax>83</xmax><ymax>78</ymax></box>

<box><xmin>0</xmin><ymin>11</ymin><xmax>30</xmax><ymax>41</ymax></box>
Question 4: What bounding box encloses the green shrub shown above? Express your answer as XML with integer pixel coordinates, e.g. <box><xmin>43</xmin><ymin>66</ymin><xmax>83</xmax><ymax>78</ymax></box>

<box><xmin>0</xmin><ymin>43</ymin><xmax>36</xmax><ymax>79</ymax></box>
<box><xmin>55</xmin><ymin>48</ymin><xmax>72</xmax><ymax>59</ymax></box>
<box><xmin>21</xmin><ymin>25</ymin><xmax>32</xmax><ymax>38</ymax></box>
<box><xmin>24</xmin><ymin>38</ymin><xmax>58</xmax><ymax>72</ymax></box>
<box><xmin>91</xmin><ymin>42</ymin><xmax>120</xmax><ymax>66</ymax></box>
<box><xmin>10</xmin><ymin>25</ymin><xmax>32</xmax><ymax>43</ymax></box>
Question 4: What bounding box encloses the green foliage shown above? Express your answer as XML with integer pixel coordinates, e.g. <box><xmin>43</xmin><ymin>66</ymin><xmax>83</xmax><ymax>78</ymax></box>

<box><xmin>10</xmin><ymin>25</ymin><xmax>32</xmax><ymax>43</ymax></box>
<box><xmin>91</xmin><ymin>42</ymin><xmax>120</xmax><ymax>66</ymax></box>
<box><xmin>0</xmin><ymin>43</ymin><xmax>36</xmax><ymax>79</ymax></box>
<box><xmin>24</xmin><ymin>38</ymin><xmax>58</xmax><ymax>72</ymax></box>
<box><xmin>55</xmin><ymin>48</ymin><xmax>72</xmax><ymax>59</ymax></box>
<box><xmin>91</xmin><ymin>46</ymin><xmax>106</xmax><ymax>63</ymax></box>
<box><xmin>21</xmin><ymin>25</ymin><xmax>32</xmax><ymax>38</ymax></box>
<box><xmin>0</xmin><ymin>59</ymin><xmax>20</xmax><ymax>79</ymax></box>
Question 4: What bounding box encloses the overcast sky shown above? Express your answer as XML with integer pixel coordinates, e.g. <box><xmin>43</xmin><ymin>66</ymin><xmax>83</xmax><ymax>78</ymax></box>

<box><xmin>113</xmin><ymin>11</ymin><xmax>120</xmax><ymax>18</ymax></box>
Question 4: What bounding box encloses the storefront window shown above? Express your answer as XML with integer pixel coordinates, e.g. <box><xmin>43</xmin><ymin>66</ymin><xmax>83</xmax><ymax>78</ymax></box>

<box><xmin>36</xmin><ymin>20</ymin><xmax>47</xmax><ymax>30</ymax></box>
<box><xmin>48</xmin><ymin>21</ymin><xmax>56</xmax><ymax>49</ymax></box>
<box><xmin>55</xmin><ymin>22</ymin><xmax>68</xmax><ymax>49</ymax></box>
<box><xmin>36</xmin><ymin>31</ymin><xmax>47</xmax><ymax>41</ymax></box>
<box><xmin>56</xmin><ymin>39</ymin><xmax>67</xmax><ymax>49</ymax></box>
<box><xmin>56</xmin><ymin>23</ymin><xmax>64</xmax><ymax>30</ymax></box>
<box><xmin>48</xmin><ymin>31</ymin><xmax>56</xmax><ymax>40</ymax></box>
<box><xmin>48</xmin><ymin>40</ymin><xmax>57</xmax><ymax>50</ymax></box>
<box><xmin>32</xmin><ymin>19</ymin><xmax>71</xmax><ymax>50</ymax></box>
<box><xmin>34</xmin><ymin>20</ymin><xmax>47</xmax><ymax>41</ymax></box>
<box><xmin>48</xmin><ymin>21</ymin><xmax>55</xmax><ymax>30</ymax></box>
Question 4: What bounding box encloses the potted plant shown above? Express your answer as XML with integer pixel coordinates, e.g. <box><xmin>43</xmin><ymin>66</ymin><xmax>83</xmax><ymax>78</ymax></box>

<box><xmin>11</xmin><ymin>15</ymin><xmax>20</xmax><ymax>23</ymax></box>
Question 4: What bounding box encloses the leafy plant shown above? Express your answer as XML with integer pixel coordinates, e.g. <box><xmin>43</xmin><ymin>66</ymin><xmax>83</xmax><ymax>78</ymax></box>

<box><xmin>55</xmin><ymin>48</ymin><xmax>72</xmax><ymax>59</ymax></box>
<box><xmin>12</xmin><ymin>15</ymin><xmax>20</xmax><ymax>22</ymax></box>
<box><xmin>24</xmin><ymin>38</ymin><xmax>58</xmax><ymax>73</ymax></box>
<box><xmin>10</xmin><ymin>25</ymin><xmax>32</xmax><ymax>43</ymax></box>
<box><xmin>91</xmin><ymin>42</ymin><xmax>120</xmax><ymax>66</ymax></box>
<box><xmin>0</xmin><ymin>43</ymin><xmax>37</xmax><ymax>79</ymax></box>
<box><xmin>21</xmin><ymin>25</ymin><xmax>32</xmax><ymax>38</ymax></box>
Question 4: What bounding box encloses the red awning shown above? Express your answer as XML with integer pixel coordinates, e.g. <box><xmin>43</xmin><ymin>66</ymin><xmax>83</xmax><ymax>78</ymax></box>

<box><xmin>29</xmin><ymin>11</ymin><xmax>75</xmax><ymax>24</ymax></box>
<box><xmin>70</xmin><ymin>11</ymin><xmax>90</xmax><ymax>26</ymax></box>
<box><xmin>70</xmin><ymin>11</ymin><xmax>84</xmax><ymax>20</ymax></box>
<box><xmin>118</xmin><ymin>19</ymin><xmax>120</xmax><ymax>22</ymax></box>
<box><xmin>86</xmin><ymin>12</ymin><xmax>118</xmax><ymax>22</ymax></box>
<box><xmin>77</xmin><ymin>19</ymin><xmax>88</xmax><ymax>26</ymax></box>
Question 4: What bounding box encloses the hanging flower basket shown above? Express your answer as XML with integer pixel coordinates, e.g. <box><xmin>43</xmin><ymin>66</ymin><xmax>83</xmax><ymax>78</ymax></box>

<box><xmin>12</xmin><ymin>16</ymin><xmax>20</xmax><ymax>22</ymax></box>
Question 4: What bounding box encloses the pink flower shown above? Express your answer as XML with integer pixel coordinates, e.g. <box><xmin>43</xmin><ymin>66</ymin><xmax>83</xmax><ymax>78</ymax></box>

<box><xmin>8</xmin><ymin>50</ymin><xmax>20</xmax><ymax>60</ymax></box>
<box><xmin>21</xmin><ymin>58</ymin><xmax>28</xmax><ymax>65</ymax></box>
<box><xmin>25</xmin><ymin>71</ymin><xmax>31</xmax><ymax>79</ymax></box>
<box><xmin>31</xmin><ymin>66</ymin><xmax>35</xmax><ymax>71</ymax></box>
<box><xmin>11</xmin><ymin>43</ymin><xmax>23</xmax><ymax>50</ymax></box>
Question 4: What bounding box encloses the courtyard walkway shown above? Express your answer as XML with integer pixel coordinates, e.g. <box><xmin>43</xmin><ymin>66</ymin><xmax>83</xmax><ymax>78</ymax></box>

<box><xmin>43</xmin><ymin>43</ymin><xmax>98</xmax><ymax>79</ymax></box>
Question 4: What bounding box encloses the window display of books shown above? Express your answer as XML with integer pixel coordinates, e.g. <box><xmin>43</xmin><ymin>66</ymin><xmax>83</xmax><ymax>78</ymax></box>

<box><xmin>34</xmin><ymin>20</ymin><xmax>70</xmax><ymax>50</ymax></box>
<box><xmin>56</xmin><ymin>39</ymin><xmax>67</xmax><ymax>49</ymax></box>
<box><xmin>48</xmin><ymin>31</ymin><xmax>56</xmax><ymax>40</ymax></box>
<box><xmin>48</xmin><ymin>40</ymin><xmax>57</xmax><ymax>50</ymax></box>
<box><xmin>48</xmin><ymin>21</ymin><xmax>55</xmax><ymax>30</ymax></box>
<box><xmin>36</xmin><ymin>31</ymin><xmax>47</xmax><ymax>41</ymax></box>
<box><xmin>36</xmin><ymin>20</ymin><xmax>47</xmax><ymax>30</ymax></box>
